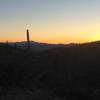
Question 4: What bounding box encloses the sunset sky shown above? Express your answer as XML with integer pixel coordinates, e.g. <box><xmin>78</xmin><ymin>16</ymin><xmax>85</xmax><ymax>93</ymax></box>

<box><xmin>0</xmin><ymin>0</ymin><xmax>100</xmax><ymax>44</ymax></box>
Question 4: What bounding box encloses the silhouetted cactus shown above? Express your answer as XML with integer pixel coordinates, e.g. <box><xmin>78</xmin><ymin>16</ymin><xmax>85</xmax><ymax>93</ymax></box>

<box><xmin>26</xmin><ymin>29</ymin><xmax>30</xmax><ymax>49</ymax></box>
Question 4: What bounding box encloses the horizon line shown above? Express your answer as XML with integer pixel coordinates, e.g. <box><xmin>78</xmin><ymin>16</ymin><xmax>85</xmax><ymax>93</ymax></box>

<box><xmin>0</xmin><ymin>40</ymin><xmax>100</xmax><ymax>45</ymax></box>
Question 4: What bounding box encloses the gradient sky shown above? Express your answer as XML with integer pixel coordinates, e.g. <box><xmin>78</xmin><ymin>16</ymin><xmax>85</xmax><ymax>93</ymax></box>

<box><xmin>0</xmin><ymin>0</ymin><xmax>100</xmax><ymax>44</ymax></box>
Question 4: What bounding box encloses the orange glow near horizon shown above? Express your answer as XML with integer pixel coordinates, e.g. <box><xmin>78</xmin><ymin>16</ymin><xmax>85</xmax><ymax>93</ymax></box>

<box><xmin>0</xmin><ymin>21</ymin><xmax>100</xmax><ymax>44</ymax></box>
<box><xmin>0</xmin><ymin>31</ymin><xmax>100</xmax><ymax>44</ymax></box>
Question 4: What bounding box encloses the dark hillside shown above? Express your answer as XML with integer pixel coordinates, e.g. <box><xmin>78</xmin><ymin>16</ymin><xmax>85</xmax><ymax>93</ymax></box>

<box><xmin>0</xmin><ymin>42</ymin><xmax>100</xmax><ymax>99</ymax></box>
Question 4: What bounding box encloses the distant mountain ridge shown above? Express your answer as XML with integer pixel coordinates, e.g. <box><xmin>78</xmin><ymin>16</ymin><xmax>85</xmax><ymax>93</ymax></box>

<box><xmin>8</xmin><ymin>41</ymin><xmax>74</xmax><ymax>51</ymax></box>
<box><xmin>3</xmin><ymin>40</ymin><xmax>100</xmax><ymax>51</ymax></box>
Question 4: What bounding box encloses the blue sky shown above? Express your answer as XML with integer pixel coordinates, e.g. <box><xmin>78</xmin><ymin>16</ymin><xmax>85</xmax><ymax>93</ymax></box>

<box><xmin>0</xmin><ymin>0</ymin><xmax>100</xmax><ymax>43</ymax></box>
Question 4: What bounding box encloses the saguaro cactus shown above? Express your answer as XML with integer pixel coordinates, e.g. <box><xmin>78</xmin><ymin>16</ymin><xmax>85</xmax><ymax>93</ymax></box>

<box><xmin>26</xmin><ymin>29</ymin><xmax>30</xmax><ymax>49</ymax></box>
